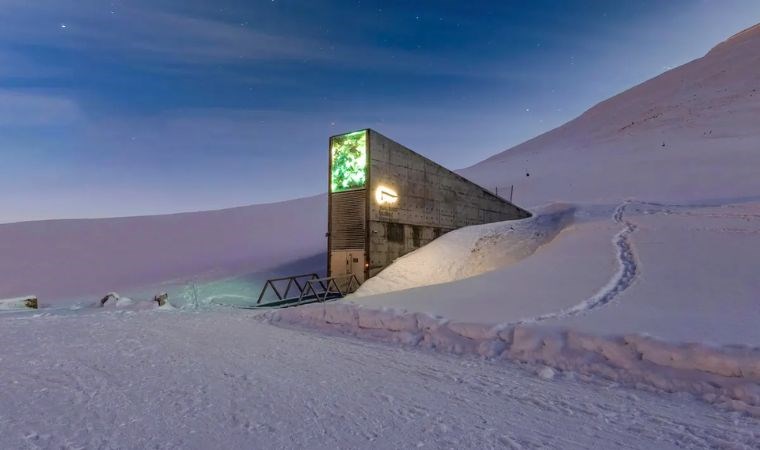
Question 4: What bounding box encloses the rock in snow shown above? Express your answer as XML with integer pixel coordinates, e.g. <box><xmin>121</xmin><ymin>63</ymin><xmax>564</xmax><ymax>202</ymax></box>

<box><xmin>0</xmin><ymin>295</ymin><xmax>38</xmax><ymax>310</ymax></box>
<box><xmin>538</xmin><ymin>366</ymin><xmax>556</xmax><ymax>380</ymax></box>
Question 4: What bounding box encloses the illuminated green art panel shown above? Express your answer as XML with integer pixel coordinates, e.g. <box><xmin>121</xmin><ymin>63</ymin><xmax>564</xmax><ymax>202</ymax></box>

<box><xmin>330</xmin><ymin>130</ymin><xmax>367</xmax><ymax>192</ymax></box>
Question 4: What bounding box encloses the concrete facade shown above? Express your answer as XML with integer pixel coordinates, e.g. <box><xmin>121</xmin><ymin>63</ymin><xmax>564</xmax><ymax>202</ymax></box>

<box><xmin>365</xmin><ymin>130</ymin><xmax>530</xmax><ymax>277</ymax></box>
<box><xmin>328</xmin><ymin>129</ymin><xmax>530</xmax><ymax>282</ymax></box>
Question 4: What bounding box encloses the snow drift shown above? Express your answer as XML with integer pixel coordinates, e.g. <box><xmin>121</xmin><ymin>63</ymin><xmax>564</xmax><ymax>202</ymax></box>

<box><xmin>354</xmin><ymin>203</ymin><xmax>574</xmax><ymax>297</ymax></box>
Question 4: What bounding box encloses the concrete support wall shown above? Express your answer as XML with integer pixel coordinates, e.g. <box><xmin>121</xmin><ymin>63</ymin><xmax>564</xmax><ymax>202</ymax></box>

<box><xmin>366</xmin><ymin>130</ymin><xmax>530</xmax><ymax>277</ymax></box>
<box><xmin>367</xmin><ymin>221</ymin><xmax>443</xmax><ymax>278</ymax></box>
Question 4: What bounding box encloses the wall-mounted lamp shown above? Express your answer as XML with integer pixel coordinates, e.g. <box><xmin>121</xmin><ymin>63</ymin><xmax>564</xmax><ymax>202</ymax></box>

<box><xmin>375</xmin><ymin>186</ymin><xmax>398</xmax><ymax>205</ymax></box>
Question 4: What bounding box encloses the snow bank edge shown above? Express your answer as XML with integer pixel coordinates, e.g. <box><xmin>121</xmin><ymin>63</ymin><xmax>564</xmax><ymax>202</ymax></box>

<box><xmin>267</xmin><ymin>303</ymin><xmax>760</xmax><ymax>416</ymax></box>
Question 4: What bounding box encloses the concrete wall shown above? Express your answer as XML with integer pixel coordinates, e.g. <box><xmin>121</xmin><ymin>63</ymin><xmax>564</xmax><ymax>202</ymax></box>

<box><xmin>366</xmin><ymin>130</ymin><xmax>530</xmax><ymax>277</ymax></box>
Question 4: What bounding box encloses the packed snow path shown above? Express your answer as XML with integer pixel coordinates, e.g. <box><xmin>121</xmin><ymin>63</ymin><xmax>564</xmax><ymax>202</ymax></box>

<box><xmin>1</xmin><ymin>310</ymin><xmax>758</xmax><ymax>449</ymax></box>
<box><xmin>524</xmin><ymin>202</ymin><xmax>638</xmax><ymax>324</ymax></box>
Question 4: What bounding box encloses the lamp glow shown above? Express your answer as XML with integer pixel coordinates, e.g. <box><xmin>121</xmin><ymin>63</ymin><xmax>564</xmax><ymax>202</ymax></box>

<box><xmin>375</xmin><ymin>186</ymin><xmax>398</xmax><ymax>205</ymax></box>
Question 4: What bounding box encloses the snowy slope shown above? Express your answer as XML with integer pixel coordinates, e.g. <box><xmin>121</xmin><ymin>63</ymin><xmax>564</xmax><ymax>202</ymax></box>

<box><xmin>0</xmin><ymin>195</ymin><xmax>326</xmax><ymax>302</ymax></box>
<box><xmin>459</xmin><ymin>24</ymin><xmax>760</xmax><ymax>208</ymax></box>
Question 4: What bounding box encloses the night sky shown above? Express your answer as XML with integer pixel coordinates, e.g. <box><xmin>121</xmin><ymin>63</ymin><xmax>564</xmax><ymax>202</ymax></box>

<box><xmin>2</xmin><ymin>0</ymin><xmax>759</xmax><ymax>222</ymax></box>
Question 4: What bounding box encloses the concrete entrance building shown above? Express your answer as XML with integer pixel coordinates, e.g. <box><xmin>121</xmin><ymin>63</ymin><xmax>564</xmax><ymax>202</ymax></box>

<box><xmin>327</xmin><ymin>129</ymin><xmax>530</xmax><ymax>284</ymax></box>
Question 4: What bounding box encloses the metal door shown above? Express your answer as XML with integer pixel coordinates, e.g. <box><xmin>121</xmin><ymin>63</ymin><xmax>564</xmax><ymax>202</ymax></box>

<box><xmin>329</xmin><ymin>249</ymin><xmax>365</xmax><ymax>290</ymax></box>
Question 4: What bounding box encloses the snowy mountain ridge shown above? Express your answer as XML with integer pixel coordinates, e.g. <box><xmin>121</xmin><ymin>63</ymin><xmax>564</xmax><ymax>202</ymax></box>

<box><xmin>709</xmin><ymin>22</ymin><xmax>760</xmax><ymax>54</ymax></box>
<box><xmin>459</xmin><ymin>21</ymin><xmax>760</xmax><ymax>207</ymax></box>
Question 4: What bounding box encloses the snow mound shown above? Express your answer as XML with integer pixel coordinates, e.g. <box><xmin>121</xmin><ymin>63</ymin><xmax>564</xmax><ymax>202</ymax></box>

<box><xmin>537</xmin><ymin>366</ymin><xmax>556</xmax><ymax>380</ymax></box>
<box><xmin>354</xmin><ymin>203</ymin><xmax>575</xmax><ymax>297</ymax></box>
<box><xmin>100</xmin><ymin>295</ymin><xmax>156</xmax><ymax>311</ymax></box>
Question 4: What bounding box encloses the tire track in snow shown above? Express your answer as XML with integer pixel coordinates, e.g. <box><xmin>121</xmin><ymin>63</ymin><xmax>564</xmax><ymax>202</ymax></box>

<box><xmin>521</xmin><ymin>201</ymin><xmax>639</xmax><ymax>324</ymax></box>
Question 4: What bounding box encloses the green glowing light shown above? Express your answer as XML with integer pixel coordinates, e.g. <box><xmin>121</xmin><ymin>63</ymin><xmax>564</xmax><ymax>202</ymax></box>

<box><xmin>330</xmin><ymin>130</ymin><xmax>367</xmax><ymax>192</ymax></box>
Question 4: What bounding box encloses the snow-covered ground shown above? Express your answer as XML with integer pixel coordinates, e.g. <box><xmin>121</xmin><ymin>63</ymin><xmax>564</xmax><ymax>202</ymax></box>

<box><xmin>544</xmin><ymin>201</ymin><xmax>760</xmax><ymax>345</ymax></box>
<box><xmin>1</xmin><ymin>309</ymin><xmax>758</xmax><ymax>449</ymax></box>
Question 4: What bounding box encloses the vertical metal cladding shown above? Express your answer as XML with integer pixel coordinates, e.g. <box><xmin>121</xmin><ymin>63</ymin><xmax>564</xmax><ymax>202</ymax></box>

<box><xmin>329</xmin><ymin>190</ymin><xmax>366</xmax><ymax>250</ymax></box>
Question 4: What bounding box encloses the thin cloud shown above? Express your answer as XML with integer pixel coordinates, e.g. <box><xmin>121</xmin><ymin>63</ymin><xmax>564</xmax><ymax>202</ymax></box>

<box><xmin>0</xmin><ymin>7</ymin><xmax>326</xmax><ymax>65</ymax></box>
<box><xmin>0</xmin><ymin>90</ymin><xmax>82</xmax><ymax>126</ymax></box>
<box><xmin>0</xmin><ymin>1</ymin><xmax>502</xmax><ymax>79</ymax></box>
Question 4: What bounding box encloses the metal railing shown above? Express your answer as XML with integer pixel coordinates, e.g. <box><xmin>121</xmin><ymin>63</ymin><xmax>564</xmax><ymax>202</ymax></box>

<box><xmin>254</xmin><ymin>273</ymin><xmax>361</xmax><ymax>308</ymax></box>
<box><xmin>299</xmin><ymin>274</ymin><xmax>361</xmax><ymax>303</ymax></box>
<box><xmin>256</xmin><ymin>273</ymin><xmax>322</xmax><ymax>305</ymax></box>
